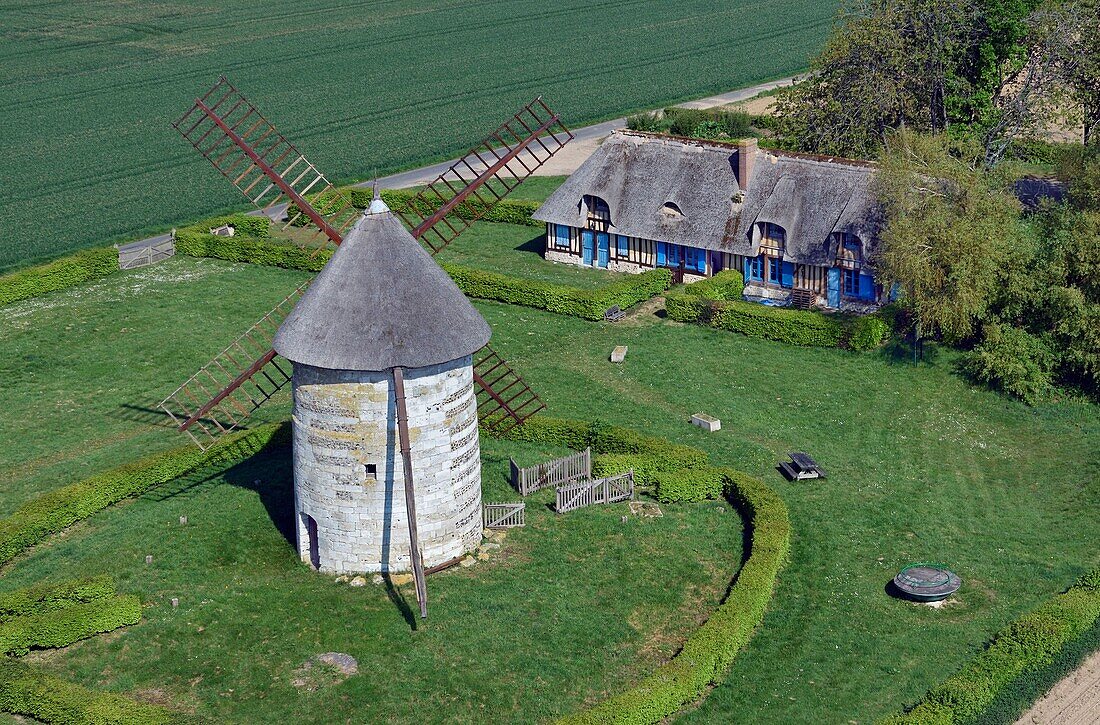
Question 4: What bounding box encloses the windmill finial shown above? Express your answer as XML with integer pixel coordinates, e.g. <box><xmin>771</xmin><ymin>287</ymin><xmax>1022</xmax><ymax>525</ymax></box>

<box><xmin>367</xmin><ymin>178</ymin><xmax>390</xmax><ymax>215</ymax></box>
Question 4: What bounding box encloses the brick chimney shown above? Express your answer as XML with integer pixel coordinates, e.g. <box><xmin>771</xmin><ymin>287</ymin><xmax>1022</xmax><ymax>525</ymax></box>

<box><xmin>737</xmin><ymin>138</ymin><xmax>758</xmax><ymax>191</ymax></box>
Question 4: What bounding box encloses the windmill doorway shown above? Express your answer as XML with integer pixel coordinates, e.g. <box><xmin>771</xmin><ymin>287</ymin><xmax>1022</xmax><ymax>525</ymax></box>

<box><xmin>302</xmin><ymin>513</ymin><xmax>320</xmax><ymax>570</ymax></box>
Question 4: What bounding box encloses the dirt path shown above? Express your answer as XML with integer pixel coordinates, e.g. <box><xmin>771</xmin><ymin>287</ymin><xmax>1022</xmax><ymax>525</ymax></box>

<box><xmin>1016</xmin><ymin>649</ymin><xmax>1100</xmax><ymax>725</ymax></box>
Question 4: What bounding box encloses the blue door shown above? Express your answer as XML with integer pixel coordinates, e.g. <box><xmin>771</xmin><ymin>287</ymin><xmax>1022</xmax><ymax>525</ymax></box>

<box><xmin>827</xmin><ymin>267</ymin><xmax>841</xmax><ymax>308</ymax></box>
<box><xmin>596</xmin><ymin>232</ymin><xmax>610</xmax><ymax>269</ymax></box>
<box><xmin>582</xmin><ymin>230</ymin><xmax>594</xmax><ymax>266</ymax></box>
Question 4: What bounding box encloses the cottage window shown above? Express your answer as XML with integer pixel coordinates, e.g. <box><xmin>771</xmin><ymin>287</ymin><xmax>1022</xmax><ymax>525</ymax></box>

<box><xmin>661</xmin><ymin>201</ymin><xmax>684</xmax><ymax>217</ymax></box>
<box><xmin>834</xmin><ymin>232</ymin><xmax>862</xmax><ymax>268</ymax></box>
<box><xmin>553</xmin><ymin>224</ymin><xmax>571</xmax><ymax>250</ymax></box>
<box><xmin>583</xmin><ymin>195</ymin><xmax>611</xmax><ymax>232</ymax></box>
<box><xmin>746</xmin><ymin>256</ymin><xmax>764</xmax><ymax>282</ymax></box>
<box><xmin>842</xmin><ymin>269</ymin><xmax>860</xmax><ymax>297</ymax></box>
<box><xmin>615</xmin><ymin>234</ymin><xmax>629</xmax><ymax>258</ymax></box>
<box><xmin>759</xmin><ymin>222</ymin><xmax>786</xmax><ymax>254</ymax></box>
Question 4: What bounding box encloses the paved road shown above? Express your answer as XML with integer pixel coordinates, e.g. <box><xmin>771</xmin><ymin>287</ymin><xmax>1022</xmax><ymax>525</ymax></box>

<box><xmin>117</xmin><ymin>76</ymin><xmax>796</xmax><ymax>254</ymax></box>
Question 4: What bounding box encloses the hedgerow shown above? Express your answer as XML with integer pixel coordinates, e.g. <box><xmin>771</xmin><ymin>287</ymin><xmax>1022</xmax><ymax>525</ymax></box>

<box><xmin>0</xmin><ymin>595</ymin><xmax>142</xmax><ymax>656</ymax></box>
<box><xmin>666</xmin><ymin>280</ymin><xmax>894</xmax><ymax>351</ymax></box>
<box><xmin>443</xmin><ymin>265</ymin><xmax>671</xmax><ymax>320</ymax></box>
<box><xmin>0</xmin><ymin>423</ymin><xmax>290</xmax><ymax>567</ymax></box>
<box><xmin>0</xmin><ymin>659</ymin><xmax>188</xmax><ymax>724</ymax></box>
<box><xmin>881</xmin><ymin>563</ymin><xmax>1100</xmax><ymax>725</ymax></box>
<box><xmin>287</xmin><ymin>188</ymin><xmax>544</xmax><ymax>229</ymax></box>
<box><xmin>558</xmin><ymin>463</ymin><xmax>791</xmax><ymax>725</ymax></box>
<box><xmin>0</xmin><ymin>247</ymin><xmax>117</xmax><ymax>308</ymax></box>
<box><xmin>487</xmin><ymin>415</ymin><xmax>789</xmax><ymax>725</ymax></box>
<box><xmin>0</xmin><ymin>575</ymin><xmax>115</xmax><ymax>619</ymax></box>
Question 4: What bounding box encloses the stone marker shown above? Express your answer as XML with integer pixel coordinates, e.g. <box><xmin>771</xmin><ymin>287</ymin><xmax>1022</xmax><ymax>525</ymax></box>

<box><xmin>171</xmin><ymin>597</ymin><xmax>179</xmax><ymax>608</ymax></box>
<box><xmin>179</xmin><ymin>516</ymin><xmax>188</xmax><ymax>525</ymax></box>
<box><xmin>145</xmin><ymin>555</ymin><xmax>153</xmax><ymax>565</ymax></box>
<box><xmin>610</xmin><ymin>345</ymin><xmax>628</xmax><ymax>363</ymax></box>
<box><xmin>349</xmin><ymin>576</ymin><xmax>367</xmax><ymax>587</ymax></box>
<box><xmin>691</xmin><ymin>412</ymin><xmax>721</xmax><ymax>432</ymax></box>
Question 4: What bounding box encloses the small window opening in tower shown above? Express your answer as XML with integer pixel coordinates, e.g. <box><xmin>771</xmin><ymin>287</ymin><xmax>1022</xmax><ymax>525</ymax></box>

<box><xmin>364</xmin><ymin>464</ymin><xmax>378</xmax><ymax>480</ymax></box>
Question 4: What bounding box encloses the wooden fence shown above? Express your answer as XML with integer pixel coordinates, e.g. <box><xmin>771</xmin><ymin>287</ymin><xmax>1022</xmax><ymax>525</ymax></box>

<box><xmin>483</xmin><ymin>502</ymin><xmax>526</xmax><ymax>528</ymax></box>
<box><xmin>511</xmin><ymin>448</ymin><xmax>591</xmax><ymax>496</ymax></box>
<box><xmin>118</xmin><ymin>239</ymin><xmax>175</xmax><ymax>270</ymax></box>
<box><xmin>555</xmin><ymin>471</ymin><xmax>634</xmax><ymax>514</ymax></box>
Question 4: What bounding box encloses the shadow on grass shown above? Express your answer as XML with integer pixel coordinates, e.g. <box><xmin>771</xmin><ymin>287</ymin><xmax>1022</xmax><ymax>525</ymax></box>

<box><xmin>515</xmin><ymin>233</ymin><xmax>546</xmax><ymax>255</ymax></box>
<box><xmin>382</xmin><ymin>575</ymin><xmax>418</xmax><ymax>631</ymax></box>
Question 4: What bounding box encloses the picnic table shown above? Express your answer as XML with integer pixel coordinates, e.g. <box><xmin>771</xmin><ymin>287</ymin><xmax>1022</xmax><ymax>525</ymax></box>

<box><xmin>779</xmin><ymin>452</ymin><xmax>827</xmax><ymax>481</ymax></box>
<box><xmin>604</xmin><ymin>305</ymin><xmax>626</xmax><ymax>322</ymax></box>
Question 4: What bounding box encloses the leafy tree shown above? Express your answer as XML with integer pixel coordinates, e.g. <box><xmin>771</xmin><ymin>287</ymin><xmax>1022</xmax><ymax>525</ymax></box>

<box><xmin>874</xmin><ymin>131</ymin><xmax>1024</xmax><ymax>343</ymax></box>
<box><xmin>961</xmin><ymin>323</ymin><xmax>1055</xmax><ymax>403</ymax></box>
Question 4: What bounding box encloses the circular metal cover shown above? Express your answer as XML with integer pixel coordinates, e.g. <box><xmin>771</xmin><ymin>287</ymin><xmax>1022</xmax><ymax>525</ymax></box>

<box><xmin>893</xmin><ymin>564</ymin><xmax>962</xmax><ymax>602</ymax></box>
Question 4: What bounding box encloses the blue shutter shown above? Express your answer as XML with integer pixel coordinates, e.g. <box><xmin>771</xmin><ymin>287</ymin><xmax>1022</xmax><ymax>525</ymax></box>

<box><xmin>859</xmin><ymin>273</ymin><xmax>875</xmax><ymax>301</ymax></box>
<box><xmin>827</xmin><ymin>267</ymin><xmax>841</xmax><ymax>308</ymax></box>
<box><xmin>694</xmin><ymin>247</ymin><xmax>706</xmax><ymax>273</ymax></box>
<box><xmin>616</xmin><ymin>234</ymin><xmax>628</xmax><ymax>257</ymax></box>
<box><xmin>582</xmin><ymin>230</ymin><xmax>594</xmax><ymax>265</ymax></box>
<box><xmin>597</xmin><ymin>232</ymin><xmax>610</xmax><ymax>268</ymax></box>
<box><xmin>556</xmin><ymin>225</ymin><xmax>571</xmax><ymax>249</ymax></box>
<box><xmin>656</xmin><ymin>241</ymin><xmax>667</xmax><ymax>267</ymax></box>
<box><xmin>781</xmin><ymin>261</ymin><xmax>794</xmax><ymax>288</ymax></box>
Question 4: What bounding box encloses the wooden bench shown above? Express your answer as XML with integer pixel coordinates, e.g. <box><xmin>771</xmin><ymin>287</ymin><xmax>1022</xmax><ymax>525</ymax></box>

<box><xmin>604</xmin><ymin>305</ymin><xmax>626</xmax><ymax>322</ymax></box>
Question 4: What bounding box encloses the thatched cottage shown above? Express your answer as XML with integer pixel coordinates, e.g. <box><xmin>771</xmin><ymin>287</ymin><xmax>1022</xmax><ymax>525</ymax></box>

<box><xmin>533</xmin><ymin>130</ymin><xmax>884</xmax><ymax>311</ymax></box>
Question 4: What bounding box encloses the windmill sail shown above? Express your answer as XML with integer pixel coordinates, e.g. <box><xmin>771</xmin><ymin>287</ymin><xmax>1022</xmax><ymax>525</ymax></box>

<box><xmin>162</xmin><ymin>80</ymin><xmax>566</xmax><ymax>447</ymax></box>
<box><xmin>173</xmin><ymin>76</ymin><xmax>358</xmax><ymax>252</ymax></box>
<box><xmin>395</xmin><ymin>96</ymin><xmax>574</xmax><ymax>254</ymax></box>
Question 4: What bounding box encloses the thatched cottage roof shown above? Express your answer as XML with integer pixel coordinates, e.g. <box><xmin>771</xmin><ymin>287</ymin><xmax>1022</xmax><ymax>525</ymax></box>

<box><xmin>273</xmin><ymin>199</ymin><xmax>491</xmax><ymax>371</ymax></box>
<box><xmin>533</xmin><ymin>130</ymin><xmax>881</xmax><ymax>265</ymax></box>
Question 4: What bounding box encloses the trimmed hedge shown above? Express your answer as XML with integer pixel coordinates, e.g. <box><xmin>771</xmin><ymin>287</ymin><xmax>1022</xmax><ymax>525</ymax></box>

<box><xmin>0</xmin><ymin>423</ymin><xmax>290</xmax><ymax>567</ymax></box>
<box><xmin>0</xmin><ymin>246</ymin><xmax>118</xmax><ymax>308</ymax></box>
<box><xmin>443</xmin><ymin>265</ymin><xmax>671</xmax><ymax>321</ymax></box>
<box><xmin>666</xmin><ymin>281</ymin><xmax>894</xmax><ymax>351</ymax></box>
<box><xmin>882</xmin><ymin>564</ymin><xmax>1100</xmax><ymax>725</ymax></box>
<box><xmin>0</xmin><ymin>595</ymin><xmax>141</xmax><ymax>656</ymax></box>
<box><xmin>487</xmin><ymin>415</ymin><xmax>790</xmax><ymax>725</ymax></box>
<box><xmin>174</xmin><ymin>226</ymin><xmax>329</xmax><ymax>274</ymax></box>
<box><xmin>492</xmin><ymin>416</ymin><xmax>707</xmax><ymax>470</ymax></box>
<box><xmin>288</xmin><ymin>188</ymin><xmax>543</xmax><ymax>228</ymax></box>
<box><xmin>0</xmin><ymin>575</ymin><xmax>115</xmax><ymax>619</ymax></box>
<box><xmin>0</xmin><ymin>659</ymin><xmax>188</xmax><ymax>724</ymax></box>
<box><xmin>558</xmin><ymin>464</ymin><xmax>791</xmax><ymax>725</ymax></box>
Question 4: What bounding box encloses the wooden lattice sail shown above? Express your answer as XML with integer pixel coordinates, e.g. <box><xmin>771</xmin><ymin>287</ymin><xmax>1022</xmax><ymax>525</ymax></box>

<box><xmin>161</xmin><ymin>77</ymin><xmax>569</xmax><ymax>448</ymax></box>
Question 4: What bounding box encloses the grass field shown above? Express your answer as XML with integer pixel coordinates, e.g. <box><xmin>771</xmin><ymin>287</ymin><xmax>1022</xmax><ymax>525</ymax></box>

<box><xmin>0</xmin><ymin>0</ymin><xmax>840</xmax><ymax>271</ymax></box>
<box><xmin>1</xmin><ymin>254</ymin><xmax>1097</xmax><ymax>721</ymax></box>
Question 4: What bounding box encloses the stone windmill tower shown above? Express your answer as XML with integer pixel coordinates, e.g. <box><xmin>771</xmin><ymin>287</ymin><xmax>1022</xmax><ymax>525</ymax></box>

<box><xmin>272</xmin><ymin>193</ymin><xmax>491</xmax><ymax>594</ymax></box>
<box><xmin>158</xmin><ymin>77</ymin><xmax>574</xmax><ymax>617</ymax></box>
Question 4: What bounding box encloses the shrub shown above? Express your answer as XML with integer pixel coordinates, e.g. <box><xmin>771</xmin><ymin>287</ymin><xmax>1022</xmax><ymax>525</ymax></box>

<box><xmin>849</xmin><ymin>314</ymin><xmax>891</xmax><ymax>352</ymax></box>
<box><xmin>0</xmin><ymin>595</ymin><xmax>142</xmax><ymax>656</ymax></box>
<box><xmin>175</xmin><ymin>228</ymin><xmax>329</xmax><ymax>273</ymax></box>
<box><xmin>665</xmin><ymin>108</ymin><xmax>753</xmax><ymax>139</ymax></box>
<box><xmin>593</xmin><ymin>453</ymin><xmax>695</xmax><ymax>487</ymax></box>
<box><xmin>680</xmin><ymin>269</ymin><xmax>745</xmax><ymax>300</ymax></box>
<box><xmin>626</xmin><ymin>111</ymin><xmax>666</xmax><ymax>133</ymax></box>
<box><xmin>0</xmin><ymin>423</ymin><xmax>290</xmax><ymax>567</ymax></box>
<box><xmin>651</xmin><ymin>467</ymin><xmax>727</xmax><ymax>503</ymax></box>
<box><xmin>0</xmin><ymin>247</ymin><xmax>117</xmax><ymax>308</ymax></box>
<box><xmin>882</xmin><ymin>564</ymin><xmax>1100</xmax><ymax>725</ymax></box>
<box><xmin>443</xmin><ymin>265</ymin><xmax>671</xmax><ymax>321</ymax></box>
<box><xmin>960</xmin><ymin>324</ymin><xmax>1055</xmax><ymax>404</ymax></box>
<box><xmin>290</xmin><ymin>188</ymin><xmax>543</xmax><ymax>228</ymax></box>
<box><xmin>0</xmin><ymin>575</ymin><xmax>115</xmax><ymax>619</ymax></box>
<box><xmin>0</xmin><ymin>659</ymin><xmax>187</xmax><ymax>724</ymax></box>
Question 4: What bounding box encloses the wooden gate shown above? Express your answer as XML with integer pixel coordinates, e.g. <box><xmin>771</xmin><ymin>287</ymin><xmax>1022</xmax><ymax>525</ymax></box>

<box><xmin>118</xmin><ymin>238</ymin><xmax>175</xmax><ymax>270</ymax></box>
<box><xmin>483</xmin><ymin>502</ymin><xmax>526</xmax><ymax>528</ymax></box>
<box><xmin>555</xmin><ymin>471</ymin><xmax>634</xmax><ymax>513</ymax></box>
<box><xmin>511</xmin><ymin>448</ymin><xmax>591</xmax><ymax>495</ymax></box>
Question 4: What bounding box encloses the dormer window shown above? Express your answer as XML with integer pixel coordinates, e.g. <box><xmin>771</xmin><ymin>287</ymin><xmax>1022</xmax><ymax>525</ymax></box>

<box><xmin>661</xmin><ymin>201</ymin><xmax>684</xmax><ymax>218</ymax></box>
<box><xmin>758</xmin><ymin>222</ymin><xmax>786</xmax><ymax>254</ymax></box>
<box><xmin>583</xmin><ymin>195</ymin><xmax>611</xmax><ymax>232</ymax></box>
<box><xmin>834</xmin><ymin>232</ymin><xmax>862</xmax><ymax>268</ymax></box>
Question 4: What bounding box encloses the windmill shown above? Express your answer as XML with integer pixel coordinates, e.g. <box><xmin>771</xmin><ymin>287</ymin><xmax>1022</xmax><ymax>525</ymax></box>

<box><xmin>159</xmin><ymin>77</ymin><xmax>573</xmax><ymax>617</ymax></box>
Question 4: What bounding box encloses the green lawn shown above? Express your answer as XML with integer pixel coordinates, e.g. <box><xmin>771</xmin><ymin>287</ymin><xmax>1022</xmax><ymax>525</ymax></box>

<box><xmin>0</xmin><ymin>0</ymin><xmax>838</xmax><ymax>270</ymax></box>
<box><xmin>1</xmin><ymin>255</ymin><xmax>1098</xmax><ymax>721</ymax></box>
<box><xmin>1</xmin><ymin>437</ymin><xmax>741</xmax><ymax>723</ymax></box>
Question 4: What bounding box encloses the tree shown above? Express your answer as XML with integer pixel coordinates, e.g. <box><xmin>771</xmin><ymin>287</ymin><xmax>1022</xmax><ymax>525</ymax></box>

<box><xmin>874</xmin><ymin>131</ymin><xmax>1024</xmax><ymax>343</ymax></box>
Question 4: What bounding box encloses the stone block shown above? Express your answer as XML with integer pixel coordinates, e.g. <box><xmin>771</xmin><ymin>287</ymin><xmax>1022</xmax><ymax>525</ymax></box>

<box><xmin>610</xmin><ymin>345</ymin><xmax>628</xmax><ymax>363</ymax></box>
<box><xmin>690</xmin><ymin>412</ymin><xmax>721</xmax><ymax>432</ymax></box>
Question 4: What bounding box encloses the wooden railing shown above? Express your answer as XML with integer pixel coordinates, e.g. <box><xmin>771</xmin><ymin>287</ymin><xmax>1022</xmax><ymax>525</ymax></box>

<box><xmin>510</xmin><ymin>447</ymin><xmax>591</xmax><ymax>496</ymax></box>
<box><xmin>483</xmin><ymin>502</ymin><xmax>526</xmax><ymax>528</ymax></box>
<box><xmin>555</xmin><ymin>471</ymin><xmax>634</xmax><ymax>514</ymax></box>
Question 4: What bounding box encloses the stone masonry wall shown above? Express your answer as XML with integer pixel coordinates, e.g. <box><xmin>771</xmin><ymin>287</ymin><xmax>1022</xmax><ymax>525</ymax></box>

<box><xmin>290</xmin><ymin>357</ymin><xmax>482</xmax><ymax>573</ymax></box>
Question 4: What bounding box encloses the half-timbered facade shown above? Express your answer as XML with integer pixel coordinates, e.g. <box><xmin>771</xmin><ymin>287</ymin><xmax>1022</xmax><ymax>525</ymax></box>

<box><xmin>533</xmin><ymin>130</ymin><xmax>884</xmax><ymax>311</ymax></box>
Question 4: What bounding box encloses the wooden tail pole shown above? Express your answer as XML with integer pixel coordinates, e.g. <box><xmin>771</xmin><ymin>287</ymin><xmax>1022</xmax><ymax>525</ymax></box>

<box><xmin>392</xmin><ymin>367</ymin><xmax>428</xmax><ymax>619</ymax></box>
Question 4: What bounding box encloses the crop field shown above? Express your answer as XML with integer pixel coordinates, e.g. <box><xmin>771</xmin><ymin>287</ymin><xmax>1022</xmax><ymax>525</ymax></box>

<box><xmin>0</xmin><ymin>0</ymin><xmax>840</xmax><ymax>271</ymax></box>
<box><xmin>2</xmin><ymin>251</ymin><xmax>1098</xmax><ymax>721</ymax></box>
